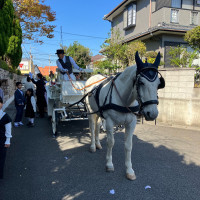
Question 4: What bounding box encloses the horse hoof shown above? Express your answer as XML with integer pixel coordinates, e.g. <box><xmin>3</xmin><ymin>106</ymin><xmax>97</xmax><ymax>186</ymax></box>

<box><xmin>89</xmin><ymin>147</ymin><xmax>96</xmax><ymax>153</ymax></box>
<box><xmin>126</xmin><ymin>173</ymin><xmax>136</xmax><ymax>181</ymax></box>
<box><xmin>106</xmin><ymin>166</ymin><xmax>114</xmax><ymax>172</ymax></box>
<box><xmin>96</xmin><ymin>144</ymin><xmax>102</xmax><ymax>150</ymax></box>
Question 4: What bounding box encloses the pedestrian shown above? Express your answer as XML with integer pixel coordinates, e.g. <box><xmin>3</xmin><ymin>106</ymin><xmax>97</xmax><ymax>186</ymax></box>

<box><xmin>25</xmin><ymin>89</ymin><xmax>36</xmax><ymax>127</ymax></box>
<box><xmin>55</xmin><ymin>49</ymin><xmax>85</xmax><ymax>81</ymax></box>
<box><xmin>29</xmin><ymin>73</ymin><xmax>46</xmax><ymax>118</ymax></box>
<box><xmin>24</xmin><ymin>76</ymin><xmax>34</xmax><ymax>91</ymax></box>
<box><xmin>14</xmin><ymin>82</ymin><xmax>25</xmax><ymax>127</ymax></box>
<box><xmin>0</xmin><ymin>97</ymin><xmax>12</xmax><ymax>179</ymax></box>
<box><xmin>0</xmin><ymin>83</ymin><xmax>4</xmax><ymax>100</ymax></box>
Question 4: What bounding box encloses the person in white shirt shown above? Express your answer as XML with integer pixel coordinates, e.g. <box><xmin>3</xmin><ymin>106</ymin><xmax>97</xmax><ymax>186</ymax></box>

<box><xmin>24</xmin><ymin>76</ymin><xmax>34</xmax><ymax>91</ymax></box>
<box><xmin>0</xmin><ymin>97</ymin><xmax>12</xmax><ymax>179</ymax></box>
<box><xmin>56</xmin><ymin>49</ymin><xmax>84</xmax><ymax>81</ymax></box>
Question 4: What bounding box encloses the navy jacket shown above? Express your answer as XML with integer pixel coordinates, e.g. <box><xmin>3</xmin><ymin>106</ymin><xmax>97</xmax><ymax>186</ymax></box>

<box><xmin>14</xmin><ymin>89</ymin><xmax>25</xmax><ymax>107</ymax></box>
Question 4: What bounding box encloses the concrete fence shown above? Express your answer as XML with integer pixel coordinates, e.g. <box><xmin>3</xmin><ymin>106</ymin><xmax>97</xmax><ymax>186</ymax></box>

<box><xmin>157</xmin><ymin>68</ymin><xmax>200</xmax><ymax>128</ymax></box>
<box><xmin>0</xmin><ymin>68</ymin><xmax>24</xmax><ymax>110</ymax></box>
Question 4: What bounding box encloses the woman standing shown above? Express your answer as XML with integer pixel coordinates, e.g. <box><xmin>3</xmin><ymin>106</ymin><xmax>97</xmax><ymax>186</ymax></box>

<box><xmin>29</xmin><ymin>73</ymin><xmax>46</xmax><ymax>118</ymax></box>
<box><xmin>24</xmin><ymin>76</ymin><xmax>34</xmax><ymax>91</ymax></box>
<box><xmin>0</xmin><ymin>97</ymin><xmax>12</xmax><ymax>179</ymax></box>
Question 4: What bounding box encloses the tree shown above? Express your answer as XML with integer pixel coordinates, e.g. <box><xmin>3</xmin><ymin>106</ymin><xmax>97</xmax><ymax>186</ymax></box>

<box><xmin>6</xmin><ymin>17</ymin><xmax>22</xmax><ymax>68</ymax></box>
<box><xmin>93</xmin><ymin>60</ymin><xmax>119</xmax><ymax>74</ymax></box>
<box><xmin>62</xmin><ymin>41</ymin><xmax>92</xmax><ymax>68</ymax></box>
<box><xmin>144</xmin><ymin>51</ymin><xmax>164</xmax><ymax>65</ymax></box>
<box><xmin>13</xmin><ymin>0</ymin><xmax>56</xmax><ymax>42</ymax></box>
<box><xmin>125</xmin><ymin>40</ymin><xmax>146</xmax><ymax>66</ymax></box>
<box><xmin>101</xmin><ymin>29</ymin><xmax>128</xmax><ymax>67</ymax></box>
<box><xmin>168</xmin><ymin>46</ymin><xmax>199</xmax><ymax>68</ymax></box>
<box><xmin>185</xmin><ymin>26</ymin><xmax>200</xmax><ymax>50</ymax></box>
<box><xmin>0</xmin><ymin>0</ymin><xmax>14</xmax><ymax>56</ymax></box>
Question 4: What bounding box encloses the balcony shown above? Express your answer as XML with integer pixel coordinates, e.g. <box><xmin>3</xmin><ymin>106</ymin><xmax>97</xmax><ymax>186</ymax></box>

<box><xmin>151</xmin><ymin>7</ymin><xmax>199</xmax><ymax>31</ymax></box>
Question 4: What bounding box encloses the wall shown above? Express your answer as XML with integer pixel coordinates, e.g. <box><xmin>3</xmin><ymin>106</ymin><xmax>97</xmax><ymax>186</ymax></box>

<box><xmin>0</xmin><ymin>68</ymin><xmax>24</xmax><ymax>108</ymax></box>
<box><xmin>151</xmin><ymin>7</ymin><xmax>200</xmax><ymax>27</ymax></box>
<box><xmin>112</xmin><ymin>0</ymin><xmax>150</xmax><ymax>40</ymax></box>
<box><xmin>157</xmin><ymin>68</ymin><xmax>200</xmax><ymax>128</ymax></box>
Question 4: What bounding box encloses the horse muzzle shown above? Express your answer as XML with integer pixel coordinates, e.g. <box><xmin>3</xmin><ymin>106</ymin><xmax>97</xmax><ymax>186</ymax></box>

<box><xmin>142</xmin><ymin>106</ymin><xmax>158</xmax><ymax>121</ymax></box>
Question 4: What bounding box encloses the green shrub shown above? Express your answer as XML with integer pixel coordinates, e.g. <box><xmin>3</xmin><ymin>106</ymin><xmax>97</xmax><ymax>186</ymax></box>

<box><xmin>0</xmin><ymin>59</ymin><xmax>22</xmax><ymax>75</ymax></box>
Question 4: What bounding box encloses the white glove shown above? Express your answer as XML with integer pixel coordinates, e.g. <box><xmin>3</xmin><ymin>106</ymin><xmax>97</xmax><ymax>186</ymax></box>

<box><xmin>29</xmin><ymin>72</ymin><xmax>33</xmax><ymax>79</ymax></box>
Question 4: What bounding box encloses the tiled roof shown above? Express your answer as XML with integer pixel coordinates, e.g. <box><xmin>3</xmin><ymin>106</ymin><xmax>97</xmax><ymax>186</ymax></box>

<box><xmin>91</xmin><ymin>55</ymin><xmax>106</xmax><ymax>62</ymax></box>
<box><xmin>38</xmin><ymin>66</ymin><xmax>58</xmax><ymax>76</ymax></box>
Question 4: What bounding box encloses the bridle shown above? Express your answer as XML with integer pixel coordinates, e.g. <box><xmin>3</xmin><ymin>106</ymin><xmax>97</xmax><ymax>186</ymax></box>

<box><xmin>134</xmin><ymin>67</ymin><xmax>165</xmax><ymax>114</ymax></box>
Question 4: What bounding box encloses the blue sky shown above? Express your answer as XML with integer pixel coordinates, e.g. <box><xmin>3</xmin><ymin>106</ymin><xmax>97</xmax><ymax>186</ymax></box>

<box><xmin>22</xmin><ymin>0</ymin><xmax>123</xmax><ymax>67</ymax></box>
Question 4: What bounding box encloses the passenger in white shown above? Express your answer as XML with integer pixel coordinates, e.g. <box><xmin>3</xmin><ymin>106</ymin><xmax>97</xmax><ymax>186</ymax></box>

<box><xmin>56</xmin><ymin>49</ymin><xmax>84</xmax><ymax>81</ymax></box>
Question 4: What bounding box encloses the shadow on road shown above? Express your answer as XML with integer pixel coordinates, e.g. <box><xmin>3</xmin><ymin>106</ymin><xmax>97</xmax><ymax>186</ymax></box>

<box><xmin>0</xmin><ymin>117</ymin><xmax>200</xmax><ymax>200</ymax></box>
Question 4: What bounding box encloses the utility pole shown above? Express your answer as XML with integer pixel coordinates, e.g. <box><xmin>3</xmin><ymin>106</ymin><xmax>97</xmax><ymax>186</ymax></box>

<box><xmin>49</xmin><ymin>54</ymin><xmax>51</xmax><ymax>75</ymax></box>
<box><xmin>30</xmin><ymin>46</ymin><xmax>33</xmax><ymax>74</ymax></box>
<box><xmin>61</xmin><ymin>26</ymin><xmax>63</xmax><ymax>48</ymax></box>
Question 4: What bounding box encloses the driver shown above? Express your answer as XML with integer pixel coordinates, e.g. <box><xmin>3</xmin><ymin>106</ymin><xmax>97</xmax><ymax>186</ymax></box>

<box><xmin>56</xmin><ymin>49</ymin><xmax>84</xmax><ymax>81</ymax></box>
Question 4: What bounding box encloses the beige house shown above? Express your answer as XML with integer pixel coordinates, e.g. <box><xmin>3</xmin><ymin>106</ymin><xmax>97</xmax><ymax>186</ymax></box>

<box><xmin>18</xmin><ymin>58</ymin><xmax>34</xmax><ymax>75</ymax></box>
<box><xmin>104</xmin><ymin>0</ymin><xmax>200</xmax><ymax>67</ymax></box>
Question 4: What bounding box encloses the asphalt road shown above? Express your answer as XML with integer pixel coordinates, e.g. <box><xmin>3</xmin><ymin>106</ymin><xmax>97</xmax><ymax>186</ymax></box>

<box><xmin>0</xmin><ymin>103</ymin><xmax>200</xmax><ymax>200</ymax></box>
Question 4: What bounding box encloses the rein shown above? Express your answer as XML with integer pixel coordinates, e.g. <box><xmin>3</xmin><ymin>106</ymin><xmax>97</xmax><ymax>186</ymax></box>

<box><xmin>135</xmin><ymin>67</ymin><xmax>163</xmax><ymax>114</ymax></box>
<box><xmin>66</xmin><ymin>67</ymin><xmax>164</xmax><ymax>119</ymax></box>
<box><xmin>66</xmin><ymin>72</ymin><xmax>107</xmax><ymax>91</ymax></box>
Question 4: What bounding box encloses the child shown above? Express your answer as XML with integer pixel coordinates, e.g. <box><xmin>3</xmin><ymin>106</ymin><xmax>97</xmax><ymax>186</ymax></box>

<box><xmin>0</xmin><ymin>97</ymin><xmax>12</xmax><ymax>179</ymax></box>
<box><xmin>25</xmin><ymin>89</ymin><xmax>36</xmax><ymax>127</ymax></box>
<box><xmin>14</xmin><ymin>82</ymin><xmax>25</xmax><ymax>127</ymax></box>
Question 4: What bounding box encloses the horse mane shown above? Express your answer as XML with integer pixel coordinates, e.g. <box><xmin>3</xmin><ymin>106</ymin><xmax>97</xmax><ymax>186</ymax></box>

<box><xmin>118</xmin><ymin>65</ymin><xmax>137</xmax><ymax>82</ymax></box>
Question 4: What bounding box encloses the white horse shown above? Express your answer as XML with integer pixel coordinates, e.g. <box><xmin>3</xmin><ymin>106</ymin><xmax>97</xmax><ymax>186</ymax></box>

<box><xmin>85</xmin><ymin>52</ymin><xmax>165</xmax><ymax>180</ymax></box>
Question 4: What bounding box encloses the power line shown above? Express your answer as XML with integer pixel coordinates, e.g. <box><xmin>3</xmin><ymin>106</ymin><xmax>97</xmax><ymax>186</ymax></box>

<box><xmin>22</xmin><ymin>44</ymin><xmax>30</xmax><ymax>59</ymax></box>
<box><xmin>54</xmin><ymin>31</ymin><xmax>106</xmax><ymax>39</ymax></box>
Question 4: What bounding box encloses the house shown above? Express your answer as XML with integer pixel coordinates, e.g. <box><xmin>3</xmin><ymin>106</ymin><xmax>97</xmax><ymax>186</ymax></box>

<box><xmin>38</xmin><ymin>66</ymin><xmax>58</xmax><ymax>77</ymax></box>
<box><xmin>104</xmin><ymin>0</ymin><xmax>200</xmax><ymax>67</ymax></box>
<box><xmin>87</xmin><ymin>54</ymin><xmax>107</xmax><ymax>69</ymax></box>
<box><xmin>18</xmin><ymin>58</ymin><xmax>34</xmax><ymax>75</ymax></box>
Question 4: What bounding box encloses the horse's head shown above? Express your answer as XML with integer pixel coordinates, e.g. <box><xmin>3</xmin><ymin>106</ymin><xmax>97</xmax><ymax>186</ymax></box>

<box><xmin>135</xmin><ymin>51</ymin><xmax>165</xmax><ymax>121</ymax></box>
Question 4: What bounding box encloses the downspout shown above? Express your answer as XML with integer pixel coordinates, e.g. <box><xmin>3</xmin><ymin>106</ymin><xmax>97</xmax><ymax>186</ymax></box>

<box><xmin>149</xmin><ymin>0</ymin><xmax>152</xmax><ymax>28</ymax></box>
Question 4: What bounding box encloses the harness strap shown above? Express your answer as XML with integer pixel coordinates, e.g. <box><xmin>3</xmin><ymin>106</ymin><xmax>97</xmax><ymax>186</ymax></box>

<box><xmin>66</xmin><ymin>92</ymin><xmax>90</xmax><ymax>108</ymax></box>
<box><xmin>95</xmin><ymin>76</ymin><xmax>114</xmax><ymax>108</ymax></box>
<box><xmin>100</xmin><ymin>104</ymin><xmax>140</xmax><ymax>113</ymax></box>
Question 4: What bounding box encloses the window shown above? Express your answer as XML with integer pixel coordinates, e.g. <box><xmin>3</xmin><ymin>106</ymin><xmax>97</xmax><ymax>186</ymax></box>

<box><xmin>182</xmin><ymin>0</ymin><xmax>193</xmax><ymax>9</ymax></box>
<box><xmin>171</xmin><ymin>9</ymin><xmax>179</xmax><ymax>23</ymax></box>
<box><xmin>197</xmin><ymin>0</ymin><xmax>200</xmax><ymax>5</ymax></box>
<box><xmin>171</xmin><ymin>0</ymin><xmax>181</xmax><ymax>8</ymax></box>
<box><xmin>191</xmin><ymin>11</ymin><xmax>198</xmax><ymax>25</ymax></box>
<box><xmin>123</xmin><ymin>3</ymin><xmax>136</xmax><ymax>29</ymax></box>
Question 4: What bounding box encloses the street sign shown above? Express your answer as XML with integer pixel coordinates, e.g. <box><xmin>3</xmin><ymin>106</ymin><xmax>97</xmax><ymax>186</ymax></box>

<box><xmin>19</xmin><ymin>64</ymin><xmax>24</xmax><ymax>68</ymax></box>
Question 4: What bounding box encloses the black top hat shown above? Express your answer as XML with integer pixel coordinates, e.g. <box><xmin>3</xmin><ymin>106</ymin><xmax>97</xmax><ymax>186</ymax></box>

<box><xmin>55</xmin><ymin>49</ymin><xmax>65</xmax><ymax>54</ymax></box>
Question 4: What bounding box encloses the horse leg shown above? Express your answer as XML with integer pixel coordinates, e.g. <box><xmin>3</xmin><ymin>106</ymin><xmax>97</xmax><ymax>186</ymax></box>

<box><xmin>95</xmin><ymin>117</ymin><xmax>102</xmax><ymax>150</ymax></box>
<box><xmin>106</xmin><ymin>119</ymin><xmax>115</xmax><ymax>172</ymax></box>
<box><xmin>124</xmin><ymin>118</ymin><xmax>137</xmax><ymax>181</ymax></box>
<box><xmin>88</xmin><ymin>115</ymin><xmax>98</xmax><ymax>153</ymax></box>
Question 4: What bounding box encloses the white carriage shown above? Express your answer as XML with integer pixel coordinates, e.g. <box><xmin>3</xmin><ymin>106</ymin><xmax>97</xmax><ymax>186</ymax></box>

<box><xmin>46</xmin><ymin>69</ymin><xmax>93</xmax><ymax>136</ymax></box>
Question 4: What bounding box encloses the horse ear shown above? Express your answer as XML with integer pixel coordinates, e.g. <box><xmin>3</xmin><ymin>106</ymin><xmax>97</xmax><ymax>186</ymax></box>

<box><xmin>153</xmin><ymin>52</ymin><xmax>161</xmax><ymax>68</ymax></box>
<box><xmin>135</xmin><ymin>51</ymin><xmax>143</xmax><ymax>69</ymax></box>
